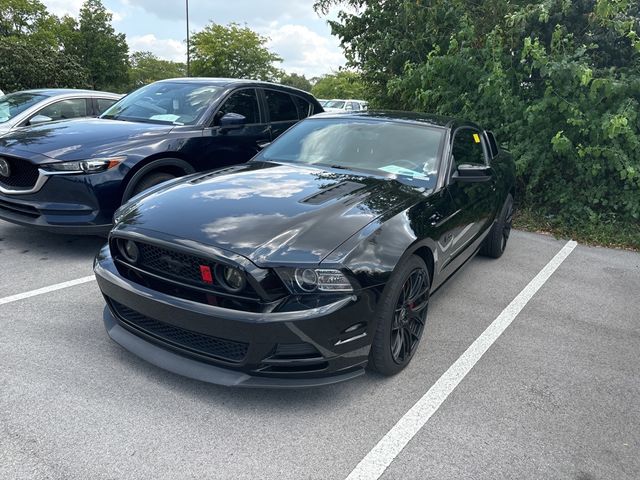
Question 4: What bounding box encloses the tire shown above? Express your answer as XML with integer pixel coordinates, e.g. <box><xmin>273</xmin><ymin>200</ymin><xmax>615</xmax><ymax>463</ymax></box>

<box><xmin>480</xmin><ymin>193</ymin><xmax>514</xmax><ymax>259</ymax></box>
<box><xmin>130</xmin><ymin>172</ymin><xmax>177</xmax><ymax>198</ymax></box>
<box><xmin>368</xmin><ymin>255</ymin><xmax>430</xmax><ymax>376</ymax></box>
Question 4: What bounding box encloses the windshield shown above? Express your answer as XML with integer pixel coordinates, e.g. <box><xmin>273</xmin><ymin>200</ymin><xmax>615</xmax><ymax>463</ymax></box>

<box><xmin>0</xmin><ymin>92</ymin><xmax>47</xmax><ymax>124</ymax></box>
<box><xmin>325</xmin><ymin>101</ymin><xmax>345</xmax><ymax>109</ymax></box>
<box><xmin>258</xmin><ymin>118</ymin><xmax>445</xmax><ymax>180</ymax></box>
<box><xmin>101</xmin><ymin>82</ymin><xmax>222</xmax><ymax>125</ymax></box>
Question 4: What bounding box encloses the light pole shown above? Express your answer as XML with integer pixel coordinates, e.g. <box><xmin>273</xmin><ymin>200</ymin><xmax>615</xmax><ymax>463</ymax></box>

<box><xmin>186</xmin><ymin>0</ymin><xmax>190</xmax><ymax>77</ymax></box>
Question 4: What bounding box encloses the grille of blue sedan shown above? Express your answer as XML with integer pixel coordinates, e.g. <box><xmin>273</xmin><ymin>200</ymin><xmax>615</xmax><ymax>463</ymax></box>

<box><xmin>109</xmin><ymin>299</ymin><xmax>249</xmax><ymax>362</ymax></box>
<box><xmin>0</xmin><ymin>156</ymin><xmax>40</xmax><ymax>189</ymax></box>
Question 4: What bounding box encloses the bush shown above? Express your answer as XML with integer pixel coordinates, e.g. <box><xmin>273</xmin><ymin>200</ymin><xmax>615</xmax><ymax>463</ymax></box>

<box><xmin>317</xmin><ymin>0</ymin><xmax>640</xmax><ymax>231</ymax></box>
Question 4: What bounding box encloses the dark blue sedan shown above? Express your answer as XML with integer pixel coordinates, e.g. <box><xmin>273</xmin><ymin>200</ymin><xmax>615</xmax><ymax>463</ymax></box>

<box><xmin>0</xmin><ymin>78</ymin><xmax>322</xmax><ymax>234</ymax></box>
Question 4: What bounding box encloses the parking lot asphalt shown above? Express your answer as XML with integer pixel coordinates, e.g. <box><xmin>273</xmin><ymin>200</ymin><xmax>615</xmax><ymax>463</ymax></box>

<box><xmin>0</xmin><ymin>223</ymin><xmax>638</xmax><ymax>480</ymax></box>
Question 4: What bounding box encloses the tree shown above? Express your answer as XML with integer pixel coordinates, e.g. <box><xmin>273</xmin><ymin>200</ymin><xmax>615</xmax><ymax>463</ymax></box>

<box><xmin>190</xmin><ymin>22</ymin><xmax>282</xmax><ymax>81</ymax></box>
<box><xmin>315</xmin><ymin>0</ymin><xmax>640</xmax><ymax>231</ymax></box>
<box><xmin>0</xmin><ymin>0</ymin><xmax>49</xmax><ymax>36</ymax></box>
<box><xmin>0</xmin><ymin>0</ymin><xmax>89</xmax><ymax>91</ymax></box>
<box><xmin>60</xmin><ymin>0</ymin><xmax>129</xmax><ymax>90</ymax></box>
<box><xmin>0</xmin><ymin>36</ymin><xmax>89</xmax><ymax>91</ymax></box>
<box><xmin>129</xmin><ymin>51</ymin><xmax>186</xmax><ymax>89</ymax></box>
<box><xmin>311</xmin><ymin>71</ymin><xmax>365</xmax><ymax>99</ymax></box>
<box><xmin>279</xmin><ymin>72</ymin><xmax>312</xmax><ymax>91</ymax></box>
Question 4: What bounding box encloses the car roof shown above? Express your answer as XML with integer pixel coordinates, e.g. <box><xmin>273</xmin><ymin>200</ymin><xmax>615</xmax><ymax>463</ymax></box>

<box><xmin>312</xmin><ymin>110</ymin><xmax>480</xmax><ymax>130</ymax></box>
<box><xmin>18</xmin><ymin>89</ymin><xmax>120</xmax><ymax>97</ymax></box>
<box><xmin>154</xmin><ymin>77</ymin><xmax>316</xmax><ymax>97</ymax></box>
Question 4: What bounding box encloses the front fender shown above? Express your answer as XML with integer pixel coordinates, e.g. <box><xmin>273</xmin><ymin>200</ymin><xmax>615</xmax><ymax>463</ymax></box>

<box><xmin>322</xmin><ymin>205</ymin><xmax>439</xmax><ymax>290</ymax></box>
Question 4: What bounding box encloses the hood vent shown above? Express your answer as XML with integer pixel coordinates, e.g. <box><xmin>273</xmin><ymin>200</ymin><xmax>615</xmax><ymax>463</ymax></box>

<box><xmin>301</xmin><ymin>181</ymin><xmax>365</xmax><ymax>205</ymax></box>
<box><xmin>189</xmin><ymin>166</ymin><xmax>243</xmax><ymax>185</ymax></box>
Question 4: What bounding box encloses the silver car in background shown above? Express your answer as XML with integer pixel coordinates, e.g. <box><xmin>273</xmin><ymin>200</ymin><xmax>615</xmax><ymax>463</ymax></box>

<box><xmin>0</xmin><ymin>89</ymin><xmax>121</xmax><ymax>135</ymax></box>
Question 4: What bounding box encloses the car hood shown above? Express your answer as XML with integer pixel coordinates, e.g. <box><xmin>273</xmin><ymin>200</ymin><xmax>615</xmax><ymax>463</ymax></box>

<box><xmin>0</xmin><ymin>118</ymin><xmax>174</xmax><ymax>161</ymax></box>
<box><xmin>118</xmin><ymin>161</ymin><xmax>421</xmax><ymax>265</ymax></box>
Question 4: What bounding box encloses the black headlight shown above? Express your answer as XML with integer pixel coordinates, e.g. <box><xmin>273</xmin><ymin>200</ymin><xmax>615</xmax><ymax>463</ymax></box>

<box><xmin>276</xmin><ymin>268</ymin><xmax>354</xmax><ymax>294</ymax></box>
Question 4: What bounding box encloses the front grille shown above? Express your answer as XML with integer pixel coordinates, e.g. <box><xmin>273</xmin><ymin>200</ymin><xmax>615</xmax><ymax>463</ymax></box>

<box><xmin>0</xmin><ymin>156</ymin><xmax>40</xmax><ymax>189</ymax></box>
<box><xmin>137</xmin><ymin>243</ymin><xmax>214</xmax><ymax>286</ymax></box>
<box><xmin>109</xmin><ymin>299</ymin><xmax>249</xmax><ymax>362</ymax></box>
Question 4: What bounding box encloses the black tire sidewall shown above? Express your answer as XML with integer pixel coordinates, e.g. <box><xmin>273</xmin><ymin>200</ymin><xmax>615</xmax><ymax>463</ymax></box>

<box><xmin>368</xmin><ymin>255</ymin><xmax>430</xmax><ymax>376</ymax></box>
<box><xmin>131</xmin><ymin>172</ymin><xmax>176</xmax><ymax>197</ymax></box>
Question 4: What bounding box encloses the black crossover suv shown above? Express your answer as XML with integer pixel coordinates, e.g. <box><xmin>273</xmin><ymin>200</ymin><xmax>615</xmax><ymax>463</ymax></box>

<box><xmin>94</xmin><ymin>112</ymin><xmax>516</xmax><ymax>387</ymax></box>
<box><xmin>0</xmin><ymin>78</ymin><xmax>322</xmax><ymax>234</ymax></box>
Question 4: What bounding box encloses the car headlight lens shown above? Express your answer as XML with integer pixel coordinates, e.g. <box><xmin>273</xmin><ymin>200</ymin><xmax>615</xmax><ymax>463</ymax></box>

<box><xmin>43</xmin><ymin>156</ymin><xmax>125</xmax><ymax>174</ymax></box>
<box><xmin>277</xmin><ymin>268</ymin><xmax>354</xmax><ymax>293</ymax></box>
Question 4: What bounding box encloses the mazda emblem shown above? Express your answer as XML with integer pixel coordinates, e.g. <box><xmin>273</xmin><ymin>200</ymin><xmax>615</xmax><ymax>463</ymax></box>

<box><xmin>0</xmin><ymin>158</ymin><xmax>10</xmax><ymax>178</ymax></box>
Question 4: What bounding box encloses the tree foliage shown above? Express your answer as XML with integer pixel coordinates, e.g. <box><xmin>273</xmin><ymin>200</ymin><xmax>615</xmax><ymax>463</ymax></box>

<box><xmin>315</xmin><ymin>0</ymin><xmax>640</xmax><ymax>227</ymax></box>
<box><xmin>279</xmin><ymin>72</ymin><xmax>313</xmax><ymax>91</ymax></box>
<box><xmin>128</xmin><ymin>51</ymin><xmax>186</xmax><ymax>89</ymax></box>
<box><xmin>0</xmin><ymin>36</ymin><xmax>89</xmax><ymax>91</ymax></box>
<box><xmin>190</xmin><ymin>22</ymin><xmax>283</xmax><ymax>81</ymax></box>
<box><xmin>311</xmin><ymin>71</ymin><xmax>365</xmax><ymax>99</ymax></box>
<box><xmin>0</xmin><ymin>0</ymin><xmax>90</xmax><ymax>91</ymax></box>
<box><xmin>60</xmin><ymin>0</ymin><xmax>129</xmax><ymax>91</ymax></box>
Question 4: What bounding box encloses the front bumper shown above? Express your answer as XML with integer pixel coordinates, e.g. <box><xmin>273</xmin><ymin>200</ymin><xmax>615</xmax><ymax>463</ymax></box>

<box><xmin>0</xmin><ymin>169</ymin><xmax>122</xmax><ymax>234</ymax></box>
<box><xmin>94</xmin><ymin>246</ymin><xmax>375</xmax><ymax>388</ymax></box>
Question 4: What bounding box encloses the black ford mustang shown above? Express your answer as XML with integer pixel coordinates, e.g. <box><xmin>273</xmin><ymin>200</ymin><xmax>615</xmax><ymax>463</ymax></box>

<box><xmin>94</xmin><ymin>112</ymin><xmax>516</xmax><ymax>387</ymax></box>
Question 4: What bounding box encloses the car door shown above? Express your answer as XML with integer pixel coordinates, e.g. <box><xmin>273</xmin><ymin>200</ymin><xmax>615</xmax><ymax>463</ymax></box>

<box><xmin>262</xmin><ymin>89</ymin><xmax>301</xmax><ymax>141</ymax></box>
<box><xmin>443</xmin><ymin>127</ymin><xmax>497</xmax><ymax>267</ymax></box>
<box><xmin>26</xmin><ymin>98</ymin><xmax>90</xmax><ymax>125</ymax></box>
<box><xmin>198</xmin><ymin>87</ymin><xmax>271</xmax><ymax>169</ymax></box>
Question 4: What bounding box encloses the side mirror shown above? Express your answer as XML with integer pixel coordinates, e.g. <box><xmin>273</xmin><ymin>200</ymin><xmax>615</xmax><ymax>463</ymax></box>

<box><xmin>29</xmin><ymin>114</ymin><xmax>53</xmax><ymax>126</ymax></box>
<box><xmin>453</xmin><ymin>164</ymin><xmax>492</xmax><ymax>183</ymax></box>
<box><xmin>219</xmin><ymin>112</ymin><xmax>246</xmax><ymax>131</ymax></box>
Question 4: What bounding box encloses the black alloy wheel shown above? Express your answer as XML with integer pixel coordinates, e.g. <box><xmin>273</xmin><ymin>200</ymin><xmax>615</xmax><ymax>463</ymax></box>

<box><xmin>369</xmin><ymin>255</ymin><xmax>430</xmax><ymax>376</ymax></box>
<box><xmin>390</xmin><ymin>267</ymin><xmax>430</xmax><ymax>364</ymax></box>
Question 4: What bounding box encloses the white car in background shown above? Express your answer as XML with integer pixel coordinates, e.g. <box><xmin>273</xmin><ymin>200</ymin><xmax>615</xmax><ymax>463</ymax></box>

<box><xmin>323</xmin><ymin>99</ymin><xmax>369</xmax><ymax>113</ymax></box>
<box><xmin>0</xmin><ymin>89</ymin><xmax>121</xmax><ymax>135</ymax></box>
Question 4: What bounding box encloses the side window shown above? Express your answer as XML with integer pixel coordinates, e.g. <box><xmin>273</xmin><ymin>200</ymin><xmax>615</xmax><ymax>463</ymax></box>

<box><xmin>216</xmin><ymin>89</ymin><xmax>260</xmax><ymax>124</ymax></box>
<box><xmin>36</xmin><ymin>98</ymin><xmax>88</xmax><ymax>121</ymax></box>
<box><xmin>265</xmin><ymin>90</ymin><xmax>298</xmax><ymax>122</ymax></box>
<box><xmin>350</xmin><ymin>102</ymin><xmax>360</xmax><ymax>111</ymax></box>
<box><xmin>452</xmin><ymin>129</ymin><xmax>486</xmax><ymax>168</ymax></box>
<box><xmin>96</xmin><ymin>98</ymin><xmax>118</xmax><ymax>115</ymax></box>
<box><xmin>486</xmin><ymin>131</ymin><xmax>499</xmax><ymax>158</ymax></box>
<box><xmin>292</xmin><ymin>95</ymin><xmax>312</xmax><ymax>119</ymax></box>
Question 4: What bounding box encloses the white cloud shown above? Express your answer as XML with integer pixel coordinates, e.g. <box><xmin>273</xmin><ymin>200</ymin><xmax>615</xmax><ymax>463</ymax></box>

<box><xmin>264</xmin><ymin>24</ymin><xmax>345</xmax><ymax>77</ymax></box>
<box><xmin>42</xmin><ymin>0</ymin><xmax>125</xmax><ymax>21</ymax></box>
<box><xmin>127</xmin><ymin>34</ymin><xmax>186</xmax><ymax>62</ymax></box>
<box><xmin>42</xmin><ymin>0</ymin><xmax>84</xmax><ymax>17</ymax></box>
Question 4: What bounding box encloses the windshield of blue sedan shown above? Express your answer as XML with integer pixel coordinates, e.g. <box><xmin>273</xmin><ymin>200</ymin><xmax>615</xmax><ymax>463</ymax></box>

<box><xmin>0</xmin><ymin>92</ymin><xmax>47</xmax><ymax>123</ymax></box>
<box><xmin>260</xmin><ymin>118</ymin><xmax>445</xmax><ymax>180</ymax></box>
<box><xmin>101</xmin><ymin>82</ymin><xmax>222</xmax><ymax>125</ymax></box>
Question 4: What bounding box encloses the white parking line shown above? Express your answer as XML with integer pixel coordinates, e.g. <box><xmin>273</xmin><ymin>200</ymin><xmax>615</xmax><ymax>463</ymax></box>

<box><xmin>0</xmin><ymin>276</ymin><xmax>96</xmax><ymax>306</ymax></box>
<box><xmin>345</xmin><ymin>240</ymin><xmax>578</xmax><ymax>480</ymax></box>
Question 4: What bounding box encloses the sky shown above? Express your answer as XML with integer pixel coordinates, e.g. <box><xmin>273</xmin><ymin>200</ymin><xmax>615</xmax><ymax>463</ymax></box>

<box><xmin>40</xmin><ymin>0</ymin><xmax>348</xmax><ymax>78</ymax></box>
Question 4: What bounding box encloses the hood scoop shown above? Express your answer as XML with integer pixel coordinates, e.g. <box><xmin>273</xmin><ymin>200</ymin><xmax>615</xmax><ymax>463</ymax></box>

<box><xmin>189</xmin><ymin>166</ymin><xmax>245</xmax><ymax>185</ymax></box>
<box><xmin>300</xmin><ymin>181</ymin><xmax>365</xmax><ymax>205</ymax></box>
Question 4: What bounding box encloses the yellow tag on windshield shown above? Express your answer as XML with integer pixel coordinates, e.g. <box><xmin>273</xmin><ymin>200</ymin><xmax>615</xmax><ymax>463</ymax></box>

<box><xmin>473</xmin><ymin>133</ymin><xmax>481</xmax><ymax>143</ymax></box>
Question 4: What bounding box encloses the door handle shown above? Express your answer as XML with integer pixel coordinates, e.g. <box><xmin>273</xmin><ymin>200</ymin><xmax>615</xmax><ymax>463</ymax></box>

<box><xmin>257</xmin><ymin>141</ymin><xmax>271</xmax><ymax>149</ymax></box>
